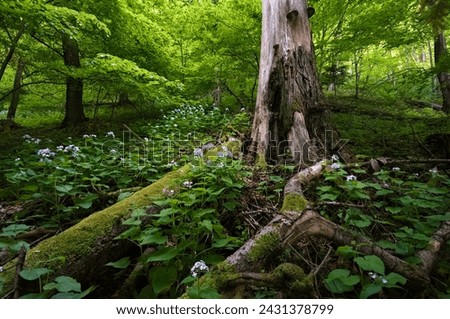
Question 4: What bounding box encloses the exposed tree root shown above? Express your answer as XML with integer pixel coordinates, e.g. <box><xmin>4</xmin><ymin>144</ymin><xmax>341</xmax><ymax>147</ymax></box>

<box><xmin>201</xmin><ymin>161</ymin><xmax>450</xmax><ymax>297</ymax></box>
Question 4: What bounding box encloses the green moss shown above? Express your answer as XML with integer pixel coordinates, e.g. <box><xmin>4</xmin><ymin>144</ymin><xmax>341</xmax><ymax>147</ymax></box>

<box><xmin>0</xmin><ymin>165</ymin><xmax>190</xmax><ymax>297</ymax></box>
<box><xmin>281</xmin><ymin>193</ymin><xmax>308</xmax><ymax>212</ymax></box>
<box><xmin>248</xmin><ymin>232</ymin><xmax>280</xmax><ymax>262</ymax></box>
<box><xmin>255</xmin><ymin>152</ymin><xmax>267</xmax><ymax>170</ymax></box>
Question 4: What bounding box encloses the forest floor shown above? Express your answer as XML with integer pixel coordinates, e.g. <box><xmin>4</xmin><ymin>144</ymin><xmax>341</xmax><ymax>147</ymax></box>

<box><xmin>1</xmin><ymin>96</ymin><xmax>450</xmax><ymax>298</ymax></box>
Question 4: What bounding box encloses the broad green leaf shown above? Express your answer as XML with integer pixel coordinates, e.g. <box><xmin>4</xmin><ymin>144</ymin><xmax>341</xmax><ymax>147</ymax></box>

<box><xmin>106</xmin><ymin>257</ymin><xmax>131</xmax><ymax>269</ymax></box>
<box><xmin>52</xmin><ymin>276</ymin><xmax>81</xmax><ymax>293</ymax></box>
<box><xmin>383</xmin><ymin>272</ymin><xmax>407</xmax><ymax>288</ymax></box>
<box><xmin>74</xmin><ymin>194</ymin><xmax>98</xmax><ymax>209</ymax></box>
<box><xmin>146</xmin><ymin>247</ymin><xmax>179</xmax><ymax>262</ymax></box>
<box><xmin>1</xmin><ymin>224</ymin><xmax>30</xmax><ymax>237</ymax></box>
<box><xmin>360</xmin><ymin>284</ymin><xmax>382</xmax><ymax>299</ymax></box>
<box><xmin>55</xmin><ymin>184</ymin><xmax>73</xmax><ymax>194</ymax></box>
<box><xmin>139</xmin><ymin>233</ymin><xmax>168</xmax><ymax>246</ymax></box>
<box><xmin>386</xmin><ymin>207</ymin><xmax>402</xmax><ymax>214</ymax></box>
<box><xmin>150</xmin><ymin>266</ymin><xmax>177</xmax><ymax>295</ymax></box>
<box><xmin>20</xmin><ymin>268</ymin><xmax>51</xmax><ymax>281</ymax></box>
<box><xmin>354</xmin><ymin>255</ymin><xmax>385</xmax><ymax>275</ymax></box>
<box><xmin>200</xmin><ymin>220</ymin><xmax>213</xmax><ymax>232</ymax></box>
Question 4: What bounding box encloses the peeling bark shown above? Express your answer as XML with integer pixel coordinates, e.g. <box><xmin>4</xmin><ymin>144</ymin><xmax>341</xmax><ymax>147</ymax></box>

<box><xmin>249</xmin><ymin>0</ymin><xmax>325</xmax><ymax>166</ymax></box>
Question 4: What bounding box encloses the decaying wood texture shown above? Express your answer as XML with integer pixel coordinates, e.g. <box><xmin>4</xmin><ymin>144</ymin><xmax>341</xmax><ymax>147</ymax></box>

<box><xmin>249</xmin><ymin>0</ymin><xmax>325</xmax><ymax>165</ymax></box>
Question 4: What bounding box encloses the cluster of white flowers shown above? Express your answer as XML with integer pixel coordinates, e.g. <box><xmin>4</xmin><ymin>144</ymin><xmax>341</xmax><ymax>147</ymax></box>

<box><xmin>110</xmin><ymin>149</ymin><xmax>118</xmax><ymax>155</ymax></box>
<box><xmin>429</xmin><ymin>167</ymin><xmax>438</xmax><ymax>174</ymax></box>
<box><xmin>57</xmin><ymin>144</ymin><xmax>80</xmax><ymax>157</ymax></box>
<box><xmin>392</xmin><ymin>167</ymin><xmax>400</xmax><ymax>171</ymax></box>
<box><xmin>193</xmin><ymin>148</ymin><xmax>203</xmax><ymax>158</ymax></box>
<box><xmin>15</xmin><ymin>158</ymin><xmax>21</xmax><ymax>161</ymax></box>
<box><xmin>368</xmin><ymin>272</ymin><xmax>388</xmax><ymax>284</ymax></box>
<box><xmin>37</xmin><ymin>148</ymin><xmax>56</xmax><ymax>161</ymax></box>
<box><xmin>346</xmin><ymin>175</ymin><xmax>357</xmax><ymax>182</ymax></box>
<box><xmin>331</xmin><ymin>163</ymin><xmax>341</xmax><ymax>170</ymax></box>
<box><xmin>168</xmin><ymin>160</ymin><xmax>178</xmax><ymax>167</ymax></box>
<box><xmin>183</xmin><ymin>181</ymin><xmax>193</xmax><ymax>188</ymax></box>
<box><xmin>106</xmin><ymin>131</ymin><xmax>115</xmax><ymax>138</ymax></box>
<box><xmin>331</xmin><ymin>154</ymin><xmax>340</xmax><ymax>162</ymax></box>
<box><xmin>0</xmin><ymin>266</ymin><xmax>3</xmax><ymax>272</ymax></box>
<box><xmin>23</xmin><ymin>134</ymin><xmax>41</xmax><ymax>144</ymax></box>
<box><xmin>83</xmin><ymin>134</ymin><xmax>97</xmax><ymax>139</ymax></box>
<box><xmin>190</xmin><ymin>260</ymin><xmax>209</xmax><ymax>278</ymax></box>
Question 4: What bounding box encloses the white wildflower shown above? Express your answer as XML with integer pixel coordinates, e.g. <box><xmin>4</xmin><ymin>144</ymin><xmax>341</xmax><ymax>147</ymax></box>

<box><xmin>331</xmin><ymin>154</ymin><xmax>339</xmax><ymax>162</ymax></box>
<box><xmin>368</xmin><ymin>272</ymin><xmax>378</xmax><ymax>280</ymax></box>
<box><xmin>429</xmin><ymin>167</ymin><xmax>438</xmax><ymax>174</ymax></box>
<box><xmin>392</xmin><ymin>167</ymin><xmax>400</xmax><ymax>171</ymax></box>
<box><xmin>183</xmin><ymin>181</ymin><xmax>193</xmax><ymax>188</ymax></box>
<box><xmin>193</xmin><ymin>148</ymin><xmax>203</xmax><ymax>158</ymax></box>
<box><xmin>191</xmin><ymin>260</ymin><xmax>209</xmax><ymax>277</ymax></box>
<box><xmin>37</xmin><ymin>148</ymin><xmax>56</xmax><ymax>161</ymax></box>
<box><xmin>381</xmin><ymin>278</ymin><xmax>388</xmax><ymax>284</ymax></box>
<box><xmin>331</xmin><ymin>163</ymin><xmax>341</xmax><ymax>170</ymax></box>
<box><xmin>240</xmin><ymin>108</ymin><xmax>245</xmax><ymax>112</ymax></box>
<box><xmin>63</xmin><ymin>145</ymin><xmax>80</xmax><ymax>157</ymax></box>
<box><xmin>15</xmin><ymin>158</ymin><xmax>21</xmax><ymax>161</ymax></box>
<box><xmin>106</xmin><ymin>131</ymin><xmax>115</xmax><ymax>138</ymax></box>
<box><xmin>346</xmin><ymin>175</ymin><xmax>357</xmax><ymax>182</ymax></box>
<box><xmin>110</xmin><ymin>149</ymin><xmax>117</xmax><ymax>155</ymax></box>
<box><xmin>0</xmin><ymin>266</ymin><xmax>3</xmax><ymax>272</ymax></box>
<box><xmin>217</xmin><ymin>162</ymin><xmax>224</xmax><ymax>168</ymax></box>
<box><xmin>23</xmin><ymin>134</ymin><xmax>32</xmax><ymax>139</ymax></box>
<box><xmin>168</xmin><ymin>160</ymin><xmax>178</xmax><ymax>167</ymax></box>
<box><xmin>57</xmin><ymin>145</ymin><xmax>64</xmax><ymax>152</ymax></box>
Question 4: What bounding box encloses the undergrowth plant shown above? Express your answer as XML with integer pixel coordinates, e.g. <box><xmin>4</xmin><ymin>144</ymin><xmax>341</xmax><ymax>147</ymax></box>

<box><xmin>317</xmin><ymin>158</ymin><xmax>450</xmax><ymax>298</ymax></box>
<box><xmin>114</xmin><ymin>153</ymin><xmax>250</xmax><ymax>298</ymax></box>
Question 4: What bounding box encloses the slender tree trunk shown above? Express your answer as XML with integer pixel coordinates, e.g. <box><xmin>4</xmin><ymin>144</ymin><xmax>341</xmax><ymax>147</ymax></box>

<box><xmin>61</xmin><ymin>34</ymin><xmax>86</xmax><ymax>126</ymax></box>
<box><xmin>427</xmin><ymin>40</ymin><xmax>437</xmax><ymax>92</ymax></box>
<box><xmin>249</xmin><ymin>0</ymin><xmax>325</xmax><ymax>166</ymax></box>
<box><xmin>7</xmin><ymin>58</ymin><xmax>25</xmax><ymax>120</ymax></box>
<box><xmin>0</xmin><ymin>25</ymin><xmax>26</xmax><ymax>84</ymax></box>
<box><xmin>354</xmin><ymin>53</ymin><xmax>361</xmax><ymax>99</ymax></box>
<box><xmin>434</xmin><ymin>32</ymin><xmax>450</xmax><ymax>113</ymax></box>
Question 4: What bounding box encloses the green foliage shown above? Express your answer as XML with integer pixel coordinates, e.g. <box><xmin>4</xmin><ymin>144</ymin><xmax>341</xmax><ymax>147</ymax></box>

<box><xmin>116</xmin><ymin>154</ymin><xmax>250</xmax><ymax>298</ymax></box>
<box><xmin>18</xmin><ymin>267</ymin><xmax>95</xmax><ymax>299</ymax></box>
<box><xmin>318</xmin><ymin>156</ymin><xmax>449</xmax><ymax>297</ymax></box>
<box><xmin>324</xmin><ymin>255</ymin><xmax>407</xmax><ymax>298</ymax></box>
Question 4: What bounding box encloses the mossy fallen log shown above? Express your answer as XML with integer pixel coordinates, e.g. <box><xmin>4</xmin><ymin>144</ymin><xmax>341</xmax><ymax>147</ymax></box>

<box><xmin>0</xmin><ymin>166</ymin><xmax>189</xmax><ymax>298</ymax></box>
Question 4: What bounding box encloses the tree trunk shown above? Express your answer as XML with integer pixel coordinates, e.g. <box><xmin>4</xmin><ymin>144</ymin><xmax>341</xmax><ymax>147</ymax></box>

<box><xmin>61</xmin><ymin>34</ymin><xmax>86</xmax><ymax>126</ymax></box>
<box><xmin>434</xmin><ymin>32</ymin><xmax>450</xmax><ymax>113</ymax></box>
<box><xmin>7</xmin><ymin>58</ymin><xmax>25</xmax><ymax>120</ymax></box>
<box><xmin>0</xmin><ymin>25</ymin><xmax>25</xmax><ymax>84</ymax></box>
<box><xmin>249</xmin><ymin>0</ymin><xmax>325</xmax><ymax>166</ymax></box>
<box><xmin>118</xmin><ymin>92</ymin><xmax>131</xmax><ymax>106</ymax></box>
